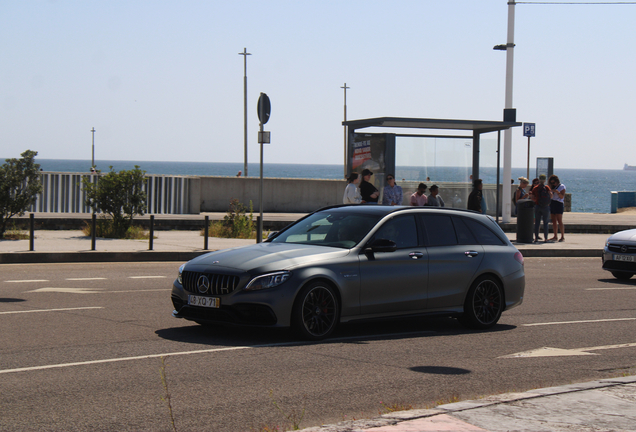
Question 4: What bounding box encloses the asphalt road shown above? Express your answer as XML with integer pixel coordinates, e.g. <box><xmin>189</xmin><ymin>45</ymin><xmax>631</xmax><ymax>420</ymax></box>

<box><xmin>1</xmin><ymin>259</ymin><xmax>635</xmax><ymax>432</ymax></box>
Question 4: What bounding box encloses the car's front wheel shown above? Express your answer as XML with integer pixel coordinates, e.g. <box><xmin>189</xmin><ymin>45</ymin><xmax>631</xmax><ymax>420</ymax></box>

<box><xmin>611</xmin><ymin>271</ymin><xmax>633</xmax><ymax>280</ymax></box>
<box><xmin>460</xmin><ymin>276</ymin><xmax>504</xmax><ymax>329</ymax></box>
<box><xmin>292</xmin><ymin>281</ymin><xmax>340</xmax><ymax>341</ymax></box>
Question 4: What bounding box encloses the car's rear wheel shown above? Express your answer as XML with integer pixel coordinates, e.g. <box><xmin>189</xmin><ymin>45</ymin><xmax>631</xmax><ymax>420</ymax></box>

<box><xmin>460</xmin><ymin>276</ymin><xmax>503</xmax><ymax>329</ymax></box>
<box><xmin>611</xmin><ymin>271</ymin><xmax>633</xmax><ymax>280</ymax></box>
<box><xmin>292</xmin><ymin>281</ymin><xmax>339</xmax><ymax>341</ymax></box>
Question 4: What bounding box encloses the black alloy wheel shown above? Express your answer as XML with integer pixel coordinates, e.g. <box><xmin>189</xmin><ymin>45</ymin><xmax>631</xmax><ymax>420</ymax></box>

<box><xmin>461</xmin><ymin>276</ymin><xmax>504</xmax><ymax>329</ymax></box>
<box><xmin>292</xmin><ymin>282</ymin><xmax>339</xmax><ymax>341</ymax></box>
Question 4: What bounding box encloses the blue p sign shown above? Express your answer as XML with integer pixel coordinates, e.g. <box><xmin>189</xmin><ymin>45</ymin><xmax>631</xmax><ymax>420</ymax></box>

<box><xmin>523</xmin><ymin>123</ymin><xmax>536</xmax><ymax>137</ymax></box>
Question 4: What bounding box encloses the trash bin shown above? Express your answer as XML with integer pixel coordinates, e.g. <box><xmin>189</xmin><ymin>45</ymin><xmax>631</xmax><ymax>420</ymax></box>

<box><xmin>516</xmin><ymin>199</ymin><xmax>534</xmax><ymax>243</ymax></box>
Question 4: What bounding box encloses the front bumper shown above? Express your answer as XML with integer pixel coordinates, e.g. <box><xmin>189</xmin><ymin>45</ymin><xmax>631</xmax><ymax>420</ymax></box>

<box><xmin>602</xmin><ymin>249</ymin><xmax>636</xmax><ymax>274</ymax></box>
<box><xmin>171</xmin><ymin>281</ymin><xmax>294</xmax><ymax>327</ymax></box>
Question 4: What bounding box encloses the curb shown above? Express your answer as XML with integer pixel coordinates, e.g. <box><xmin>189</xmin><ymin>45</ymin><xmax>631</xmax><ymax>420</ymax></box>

<box><xmin>0</xmin><ymin>250</ymin><xmax>210</xmax><ymax>264</ymax></box>
<box><xmin>298</xmin><ymin>376</ymin><xmax>636</xmax><ymax>432</ymax></box>
<box><xmin>0</xmin><ymin>248</ymin><xmax>602</xmax><ymax>264</ymax></box>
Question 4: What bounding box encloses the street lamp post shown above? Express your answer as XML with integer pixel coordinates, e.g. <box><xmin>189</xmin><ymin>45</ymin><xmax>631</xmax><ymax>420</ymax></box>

<box><xmin>239</xmin><ymin>48</ymin><xmax>251</xmax><ymax>176</ymax></box>
<box><xmin>494</xmin><ymin>0</ymin><xmax>516</xmax><ymax>223</ymax></box>
<box><xmin>341</xmin><ymin>83</ymin><xmax>350</xmax><ymax>177</ymax></box>
<box><xmin>91</xmin><ymin>127</ymin><xmax>96</xmax><ymax>170</ymax></box>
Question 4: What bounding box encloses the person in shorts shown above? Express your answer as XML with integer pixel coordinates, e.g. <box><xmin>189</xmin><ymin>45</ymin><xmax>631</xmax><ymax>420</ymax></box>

<box><xmin>548</xmin><ymin>174</ymin><xmax>566</xmax><ymax>242</ymax></box>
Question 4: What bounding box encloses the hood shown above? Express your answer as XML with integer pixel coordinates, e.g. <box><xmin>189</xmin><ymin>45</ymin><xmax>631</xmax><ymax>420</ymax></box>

<box><xmin>185</xmin><ymin>242</ymin><xmax>351</xmax><ymax>273</ymax></box>
<box><xmin>609</xmin><ymin>229</ymin><xmax>636</xmax><ymax>242</ymax></box>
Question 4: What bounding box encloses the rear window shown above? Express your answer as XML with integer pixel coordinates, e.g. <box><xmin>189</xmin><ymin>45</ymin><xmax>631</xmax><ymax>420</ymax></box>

<box><xmin>463</xmin><ymin>218</ymin><xmax>506</xmax><ymax>246</ymax></box>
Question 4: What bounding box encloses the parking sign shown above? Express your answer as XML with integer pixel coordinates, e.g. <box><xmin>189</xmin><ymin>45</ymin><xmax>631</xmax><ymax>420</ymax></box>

<box><xmin>523</xmin><ymin>123</ymin><xmax>536</xmax><ymax>137</ymax></box>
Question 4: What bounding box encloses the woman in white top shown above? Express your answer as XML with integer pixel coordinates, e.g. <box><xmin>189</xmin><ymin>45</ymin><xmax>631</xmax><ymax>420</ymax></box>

<box><xmin>343</xmin><ymin>172</ymin><xmax>362</xmax><ymax>204</ymax></box>
<box><xmin>548</xmin><ymin>174</ymin><xmax>566</xmax><ymax>242</ymax></box>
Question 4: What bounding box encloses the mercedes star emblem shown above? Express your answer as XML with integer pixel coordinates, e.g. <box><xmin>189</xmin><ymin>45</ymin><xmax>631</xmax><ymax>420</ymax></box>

<box><xmin>197</xmin><ymin>275</ymin><xmax>210</xmax><ymax>294</ymax></box>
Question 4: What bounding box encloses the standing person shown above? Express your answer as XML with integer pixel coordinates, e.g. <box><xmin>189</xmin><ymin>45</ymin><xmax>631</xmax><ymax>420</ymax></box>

<box><xmin>548</xmin><ymin>174</ymin><xmax>566</xmax><ymax>242</ymax></box>
<box><xmin>467</xmin><ymin>179</ymin><xmax>482</xmax><ymax>212</ymax></box>
<box><xmin>513</xmin><ymin>177</ymin><xmax>530</xmax><ymax>215</ymax></box>
<box><xmin>382</xmin><ymin>174</ymin><xmax>403</xmax><ymax>206</ymax></box>
<box><xmin>359</xmin><ymin>169</ymin><xmax>379</xmax><ymax>204</ymax></box>
<box><xmin>426</xmin><ymin>184</ymin><xmax>445</xmax><ymax>207</ymax></box>
<box><xmin>410</xmin><ymin>183</ymin><xmax>428</xmax><ymax>206</ymax></box>
<box><xmin>531</xmin><ymin>174</ymin><xmax>552</xmax><ymax>243</ymax></box>
<box><xmin>343</xmin><ymin>172</ymin><xmax>362</xmax><ymax>204</ymax></box>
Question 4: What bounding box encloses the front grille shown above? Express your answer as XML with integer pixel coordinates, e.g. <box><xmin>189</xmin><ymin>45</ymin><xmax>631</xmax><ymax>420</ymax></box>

<box><xmin>603</xmin><ymin>260</ymin><xmax>636</xmax><ymax>272</ymax></box>
<box><xmin>182</xmin><ymin>271</ymin><xmax>240</xmax><ymax>295</ymax></box>
<box><xmin>607</xmin><ymin>243</ymin><xmax>636</xmax><ymax>254</ymax></box>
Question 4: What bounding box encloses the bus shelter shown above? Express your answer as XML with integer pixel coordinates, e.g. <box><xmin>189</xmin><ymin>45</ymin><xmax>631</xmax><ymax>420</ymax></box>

<box><xmin>343</xmin><ymin>116</ymin><xmax>521</xmax><ymax>216</ymax></box>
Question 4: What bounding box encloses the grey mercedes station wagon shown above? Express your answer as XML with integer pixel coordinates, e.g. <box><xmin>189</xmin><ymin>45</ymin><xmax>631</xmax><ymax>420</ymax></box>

<box><xmin>171</xmin><ymin>205</ymin><xmax>525</xmax><ymax>340</ymax></box>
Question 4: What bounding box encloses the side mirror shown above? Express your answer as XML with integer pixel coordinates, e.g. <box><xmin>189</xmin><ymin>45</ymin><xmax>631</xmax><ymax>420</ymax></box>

<box><xmin>267</xmin><ymin>231</ymin><xmax>278</xmax><ymax>239</ymax></box>
<box><xmin>365</xmin><ymin>238</ymin><xmax>397</xmax><ymax>254</ymax></box>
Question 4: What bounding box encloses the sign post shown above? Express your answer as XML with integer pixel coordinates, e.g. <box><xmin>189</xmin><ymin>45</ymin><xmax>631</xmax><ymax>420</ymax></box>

<box><xmin>523</xmin><ymin>123</ymin><xmax>535</xmax><ymax>180</ymax></box>
<box><xmin>256</xmin><ymin>93</ymin><xmax>271</xmax><ymax>243</ymax></box>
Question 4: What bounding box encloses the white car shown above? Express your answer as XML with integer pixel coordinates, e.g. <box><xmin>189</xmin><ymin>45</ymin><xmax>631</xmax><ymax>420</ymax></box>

<box><xmin>602</xmin><ymin>229</ymin><xmax>636</xmax><ymax>280</ymax></box>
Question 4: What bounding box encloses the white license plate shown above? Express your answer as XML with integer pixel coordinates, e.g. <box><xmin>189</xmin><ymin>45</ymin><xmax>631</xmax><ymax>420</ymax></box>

<box><xmin>614</xmin><ymin>254</ymin><xmax>635</xmax><ymax>262</ymax></box>
<box><xmin>188</xmin><ymin>295</ymin><xmax>220</xmax><ymax>308</ymax></box>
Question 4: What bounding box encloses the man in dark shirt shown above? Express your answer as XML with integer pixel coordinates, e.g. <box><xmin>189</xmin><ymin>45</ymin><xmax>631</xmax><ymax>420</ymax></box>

<box><xmin>359</xmin><ymin>169</ymin><xmax>379</xmax><ymax>203</ymax></box>
<box><xmin>467</xmin><ymin>179</ymin><xmax>483</xmax><ymax>212</ymax></box>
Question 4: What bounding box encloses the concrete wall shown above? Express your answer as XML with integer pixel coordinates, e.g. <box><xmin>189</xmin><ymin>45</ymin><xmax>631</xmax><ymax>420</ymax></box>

<box><xmin>197</xmin><ymin>176</ymin><xmax>513</xmax><ymax>216</ymax></box>
<box><xmin>34</xmin><ymin>172</ymin><xmax>573</xmax><ymax>216</ymax></box>
<box><xmin>199</xmin><ymin>177</ymin><xmax>346</xmax><ymax>213</ymax></box>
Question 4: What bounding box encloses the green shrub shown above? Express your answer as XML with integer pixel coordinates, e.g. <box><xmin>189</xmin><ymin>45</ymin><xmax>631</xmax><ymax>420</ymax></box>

<box><xmin>82</xmin><ymin>166</ymin><xmax>147</xmax><ymax>238</ymax></box>
<box><xmin>82</xmin><ymin>217</ymin><xmax>150</xmax><ymax>239</ymax></box>
<box><xmin>205</xmin><ymin>199</ymin><xmax>255</xmax><ymax>239</ymax></box>
<box><xmin>0</xmin><ymin>150</ymin><xmax>42</xmax><ymax>238</ymax></box>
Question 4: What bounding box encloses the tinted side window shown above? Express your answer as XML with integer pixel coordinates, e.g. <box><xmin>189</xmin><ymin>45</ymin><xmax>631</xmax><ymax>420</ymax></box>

<box><xmin>373</xmin><ymin>215</ymin><xmax>418</xmax><ymax>249</ymax></box>
<box><xmin>452</xmin><ymin>217</ymin><xmax>477</xmax><ymax>245</ymax></box>
<box><xmin>463</xmin><ymin>218</ymin><xmax>506</xmax><ymax>245</ymax></box>
<box><xmin>419</xmin><ymin>214</ymin><xmax>457</xmax><ymax>246</ymax></box>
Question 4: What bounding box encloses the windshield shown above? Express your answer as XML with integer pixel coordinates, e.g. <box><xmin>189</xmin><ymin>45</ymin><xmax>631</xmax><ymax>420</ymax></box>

<box><xmin>270</xmin><ymin>211</ymin><xmax>381</xmax><ymax>248</ymax></box>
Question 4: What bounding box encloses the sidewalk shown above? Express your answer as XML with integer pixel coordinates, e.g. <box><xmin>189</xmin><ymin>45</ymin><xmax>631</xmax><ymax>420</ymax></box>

<box><xmin>299</xmin><ymin>376</ymin><xmax>636</xmax><ymax>432</ymax></box>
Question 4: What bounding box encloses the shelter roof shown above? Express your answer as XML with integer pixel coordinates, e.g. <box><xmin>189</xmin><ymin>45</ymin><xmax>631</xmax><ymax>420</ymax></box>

<box><xmin>343</xmin><ymin>117</ymin><xmax>521</xmax><ymax>134</ymax></box>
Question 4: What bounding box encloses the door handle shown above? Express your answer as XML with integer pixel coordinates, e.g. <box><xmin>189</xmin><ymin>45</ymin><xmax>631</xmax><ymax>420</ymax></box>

<box><xmin>409</xmin><ymin>252</ymin><xmax>424</xmax><ymax>260</ymax></box>
<box><xmin>464</xmin><ymin>251</ymin><xmax>479</xmax><ymax>258</ymax></box>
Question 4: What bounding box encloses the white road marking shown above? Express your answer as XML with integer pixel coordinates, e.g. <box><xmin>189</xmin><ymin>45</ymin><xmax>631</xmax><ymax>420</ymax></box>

<box><xmin>109</xmin><ymin>289</ymin><xmax>170</xmax><ymax>293</ymax></box>
<box><xmin>5</xmin><ymin>279</ymin><xmax>49</xmax><ymax>283</ymax></box>
<box><xmin>586</xmin><ymin>287</ymin><xmax>636</xmax><ymax>291</ymax></box>
<box><xmin>66</xmin><ymin>277</ymin><xmax>107</xmax><ymax>281</ymax></box>
<box><xmin>26</xmin><ymin>287</ymin><xmax>169</xmax><ymax>294</ymax></box>
<box><xmin>129</xmin><ymin>276</ymin><xmax>167</xmax><ymax>279</ymax></box>
<box><xmin>0</xmin><ymin>330</ymin><xmax>435</xmax><ymax>375</ymax></box>
<box><xmin>524</xmin><ymin>317</ymin><xmax>636</xmax><ymax>327</ymax></box>
<box><xmin>0</xmin><ymin>346</ymin><xmax>251</xmax><ymax>375</ymax></box>
<box><xmin>500</xmin><ymin>342</ymin><xmax>636</xmax><ymax>358</ymax></box>
<box><xmin>27</xmin><ymin>288</ymin><xmax>105</xmax><ymax>294</ymax></box>
<box><xmin>0</xmin><ymin>307</ymin><xmax>103</xmax><ymax>315</ymax></box>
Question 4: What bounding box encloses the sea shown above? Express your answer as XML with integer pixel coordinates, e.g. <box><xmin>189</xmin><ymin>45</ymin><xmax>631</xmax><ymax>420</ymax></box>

<box><xmin>32</xmin><ymin>158</ymin><xmax>636</xmax><ymax>214</ymax></box>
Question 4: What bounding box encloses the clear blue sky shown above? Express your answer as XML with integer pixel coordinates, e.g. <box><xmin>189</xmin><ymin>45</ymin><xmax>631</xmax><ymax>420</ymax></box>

<box><xmin>1</xmin><ymin>0</ymin><xmax>635</xmax><ymax>170</ymax></box>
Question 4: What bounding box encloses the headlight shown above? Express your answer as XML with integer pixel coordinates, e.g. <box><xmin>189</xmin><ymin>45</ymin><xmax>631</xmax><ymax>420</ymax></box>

<box><xmin>245</xmin><ymin>271</ymin><xmax>291</xmax><ymax>291</ymax></box>
<box><xmin>177</xmin><ymin>264</ymin><xmax>185</xmax><ymax>285</ymax></box>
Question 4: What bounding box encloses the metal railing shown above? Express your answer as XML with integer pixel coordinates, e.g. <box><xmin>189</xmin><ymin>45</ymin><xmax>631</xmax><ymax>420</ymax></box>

<box><xmin>29</xmin><ymin>172</ymin><xmax>193</xmax><ymax>214</ymax></box>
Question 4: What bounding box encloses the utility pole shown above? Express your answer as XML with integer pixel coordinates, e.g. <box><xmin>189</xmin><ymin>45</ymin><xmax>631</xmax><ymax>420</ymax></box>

<box><xmin>239</xmin><ymin>48</ymin><xmax>251</xmax><ymax>176</ymax></box>
<box><xmin>341</xmin><ymin>83</ymin><xmax>350</xmax><ymax>177</ymax></box>
<box><xmin>502</xmin><ymin>1</ymin><xmax>516</xmax><ymax>223</ymax></box>
<box><xmin>91</xmin><ymin>127</ymin><xmax>96</xmax><ymax>170</ymax></box>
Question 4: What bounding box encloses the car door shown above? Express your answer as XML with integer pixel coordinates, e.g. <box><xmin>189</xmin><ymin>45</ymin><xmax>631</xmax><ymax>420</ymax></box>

<box><xmin>358</xmin><ymin>215</ymin><xmax>428</xmax><ymax>315</ymax></box>
<box><xmin>419</xmin><ymin>214</ymin><xmax>484</xmax><ymax>311</ymax></box>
